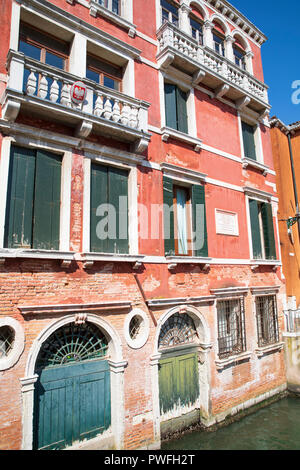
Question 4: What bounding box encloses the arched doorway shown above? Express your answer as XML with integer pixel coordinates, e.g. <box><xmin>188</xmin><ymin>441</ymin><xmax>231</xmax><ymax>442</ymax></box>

<box><xmin>32</xmin><ymin>321</ymin><xmax>111</xmax><ymax>450</ymax></box>
<box><xmin>150</xmin><ymin>305</ymin><xmax>212</xmax><ymax>441</ymax></box>
<box><xmin>158</xmin><ymin>312</ymin><xmax>200</xmax><ymax>424</ymax></box>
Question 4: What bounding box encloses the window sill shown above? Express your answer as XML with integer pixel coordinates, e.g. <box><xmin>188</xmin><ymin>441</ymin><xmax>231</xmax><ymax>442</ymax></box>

<box><xmin>255</xmin><ymin>342</ymin><xmax>284</xmax><ymax>357</ymax></box>
<box><xmin>0</xmin><ymin>249</ymin><xmax>75</xmax><ymax>266</ymax></box>
<box><xmin>77</xmin><ymin>252</ymin><xmax>145</xmax><ymax>269</ymax></box>
<box><xmin>242</xmin><ymin>157</ymin><xmax>269</xmax><ymax>176</ymax></box>
<box><xmin>89</xmin><ymin>1</ymin><xmax>136</xmax><ymax>37</ymax></box>
<box><xmin>250</xmin><ymin>260</ymin><xmax>281</xmax><ymax>271</ymax></box>
<box><xmin>215</xmin><ymin>351</ymin><xmax>252</xmax><ymax>371</ymax></box>
<box><xmin>161</xmin><ymin>127</ymin><xmax>202</xmax><ymax>152</ymax></box>
<box><xmin>166</xmin><ymin>256</ymin><xmax>212</xmax><ymax>271</ymax></box>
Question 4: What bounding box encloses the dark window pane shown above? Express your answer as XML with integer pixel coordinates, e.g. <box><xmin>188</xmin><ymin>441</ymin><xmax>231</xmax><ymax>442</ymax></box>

<box><xmin>86</xmin><ymin>68</ymin><xmax>100</xmax><ymax>83</ymax></box>
<box><xmin>103</xmin><ymin>76</ymin><xmax>119</xmax><ymax>90</ymax></box>
<box><xmin>19</xmin><ymin>40</ymin><xmax>41</xmax><ymax>61</ymax></box>
<box><xmin>45</xmin><ymin>51</ymin><xmax>65</xmax><ymax>70</ymax></box>
<box><xmin>112</xmin><ymin>0</ymin><xmax>119</xmax><ymax>14</ymax></box>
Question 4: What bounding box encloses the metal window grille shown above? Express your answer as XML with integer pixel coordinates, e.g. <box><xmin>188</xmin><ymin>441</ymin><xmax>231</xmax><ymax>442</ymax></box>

<box><xmin>129</xmin><ymin>315</ymin><xmax>143</xmax><ymax>340</ymax></box>
<box><xmin>0</xmin><ymin>326</ymin><xmax>15</xmax><ymax>358</ymax></box>
<box><xmin>35</xmin><ymin>322</ymin><xmax>109</xmax><ymax>370</ymax></box>
<box><xmin>217</xmin><ymin>298</ymin><xmax>246</xmax><ymax>358</ymax></box>
<box><xmin>158</xmin><ymin>313</ymin><xmax>197</xmax><ymax>349</ymax></box>
<box><xmin>256</xmin><ymin>295</ymin><xmax>279</xmax><ymax>347</ymax></box>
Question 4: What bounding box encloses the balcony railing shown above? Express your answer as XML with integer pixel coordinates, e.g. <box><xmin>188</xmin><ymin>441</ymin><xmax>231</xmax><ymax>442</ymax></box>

<box><xmin>157</xmin><ymin>22</ymin><xmax>269</xmax><ymax>111</ymax></box>
<box><xmin>2</xmin><ymin>51</ymin><xmax>150</xmax><ymax>153</ymax></box>
<box><xmin>285</xmin><ymin>309</ymin><xmax>300</xmax><ymax>333</ymax></box>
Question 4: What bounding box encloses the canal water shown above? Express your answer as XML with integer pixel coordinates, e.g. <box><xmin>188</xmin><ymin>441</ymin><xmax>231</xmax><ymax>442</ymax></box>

<box><xmin>161</xmin><ymin>397</ymin><xmax>300</xmax><ymax>450</ymax></box>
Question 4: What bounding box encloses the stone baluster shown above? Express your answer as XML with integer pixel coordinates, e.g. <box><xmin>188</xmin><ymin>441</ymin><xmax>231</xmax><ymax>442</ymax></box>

<box><xmin>112</xmin><ymin>99</ymin><xmax>121</xmax><ymax>123</ymax></box>
<box><xmin>26</xmin><ymin>69</ymin><xmax>37</xmax><ymax>95</ymax></box>
<box><xmin>121</xmin><ymin>103</ymin><xmax>130</xmax><ymax>126</ymax></box>
<box><xmin>50</xmin><ymin>77</ymin><xmax>60</xmax><ymax>103</ymax></box>
<box><xmin>61</xmin><ymin>82</ymin><xmax>71</xmax><ymax>107</ymax></box>
<box><xmin>38</xmin><ymin>73</ymin><xmax>49</xmax><ymax>99</ymax></box>
<box><xmin>129</xmin><ymin>105</ymin><xmax>138</xmax><ymax>129</ymax></box>
<box><xmin>94</xmin><ymin>93</ymin><xmax>104</xmax><ymax>117</ymax></box>
<box><xmin>103</xmin><ymin>96</ymin><xmax>112</xmax><ymax>120</ymax></box>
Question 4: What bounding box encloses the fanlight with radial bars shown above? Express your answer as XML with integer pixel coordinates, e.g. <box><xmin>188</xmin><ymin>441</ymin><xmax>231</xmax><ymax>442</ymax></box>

<box><xmin>35</xmin><ymin>322</ymin><xmax>109</xmax><ymax>370</ymax></box>
<box><xmin>158</xmin><ymin>313</ymin><xmax>197</xmax><ymax>350</ymax></box>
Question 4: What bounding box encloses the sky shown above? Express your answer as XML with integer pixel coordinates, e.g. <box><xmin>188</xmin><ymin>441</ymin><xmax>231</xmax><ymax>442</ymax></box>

<box><xmin>233</xmin><ymin>0</ymin><xmax>300</xmax><ymax>125</ymax></box>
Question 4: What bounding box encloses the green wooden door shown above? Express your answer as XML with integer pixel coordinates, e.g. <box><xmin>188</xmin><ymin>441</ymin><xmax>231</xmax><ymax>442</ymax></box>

<box><xmin>33</xmin><ymin>359</ymin><xmax>111</xmax><ymax>450</ymax></box>
<box><xmin>159</xmin><ymin>353</ymin><xmax>199</xmax><ymax>415</ymax></box>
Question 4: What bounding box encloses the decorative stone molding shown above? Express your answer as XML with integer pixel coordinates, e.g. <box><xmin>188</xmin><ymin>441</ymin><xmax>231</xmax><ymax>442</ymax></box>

<box><xmin>160</xmin><ymin>162</ymin><xmax>207</xmax><ymax>185</ymax></box>
<box><xmin>147</xmin><ymin>296</ymin><xmax>216</xmax><ymax>309</ymax></box>
<box><xmin>210</xmin><ymin>286</ymin><xmax>249</xmax><ymax>297</ymax></box>
<box><xmin>0</xmin><ymin>249</ymin><xmax>75</xmax><ymax>262</ymax></box>
<box><xmin>255</xmin><ymin>342</ymin><xmax>284</xmax><ymax>358</ymax></box>
<box><xmin>0</xmin><ymin>317</ymin><xmax>25</xmax><ymax>371</ymax></box>
<box><xmin>18</xmin><ymin>301</ymin><xmax>132</xmax><ymax>316</ymax></box>
<box><xmin>250</xmin><ymin>285</ymin><xmax>281</xmax><ymax>296</ymax></box>
<box><xmin>89</xmin><ymin>0</ymin><xmax>137</xmax><ymax>37</ymax></box>
<box><xmin>77</xmin><ymin>253</ymin><xmax>145</xmax><ymax>268</ymax></box>
<box><xmin>243</xmin><ymin>186</ymin><xmax>273</xmax><ymax>202</ymax></box>
<box><xmin>215</xmin><ymin>351</ymin><xmax>252</xmax><ymax>371</ymax></box>
<box><xmin>161</xmin><ymin>127</ymin><xmax>202</xmax><ymax>151</ymax></box>
<box><xmin>124</xmin><ymin>308</ymin><xmax>150</xmax><ymax>349</ymax></box>
<box><xmin>242</xmin><ymin>157</ymin><xmax>269</xmax><ymax>176</ymax></box>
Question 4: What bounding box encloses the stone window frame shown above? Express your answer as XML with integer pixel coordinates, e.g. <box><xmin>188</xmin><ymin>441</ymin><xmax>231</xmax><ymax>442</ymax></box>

<box><xmin>0</xmin><ymin>317</ymin><xmax>25</xmax><ymax>371</ymax></box>
<box><xmin>0</xmin><ymin>133</ymin><xmax>72</xmax><ymax>258</ymax></box>
<box><xmin>124</xmin><ymin>308</ymin><xmax>150</xmax><ymax>349</ymax></box>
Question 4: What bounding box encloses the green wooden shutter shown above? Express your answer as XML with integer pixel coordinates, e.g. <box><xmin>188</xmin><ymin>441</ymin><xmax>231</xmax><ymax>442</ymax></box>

<box><xmin>261</xmin><ymin>202</ymin><xmax>276</xmax><ymax>260</ymax></box>
<box><xmin>163</xmin><ymin>176</ymin><xmax>175</xmax><ymax>256</ymax></box>
<box><xmin>249</xmin><ymin>199</ymin><xmax>262</xmax><ymax>259</ymax></box>
<box><xmin>176</xmin><ymin>87</ymin><xmax>188</xmax><ymax>134</ymax></box>
<box><xmin>164</xmin><ymin>83</ymin><xmax>177</xmax><ymax>130</ymax></box>
<box><xmin>242</xmin><ymin>122</ymin><xmax>257</xmax><ymax>160</ymax></box>
<box><xmin>90</xmin><ymin>163</ymin><xmax>108</xmax><ymax>253</ymax></box>
<box><xmin>32</xmin><ymin>150</ymin><xmax>61</xmax><ymax>251</ymax></box>
<box><xmin>192</xmin><ymin>184</ymin><xmax>208</xmax><ymax>257</ymax></box>
<box><xmin>108</xmin><ymin>166</ymin><xmax>128</xmax><ymax>254</ymax></box>
<box><xmin>4</xmin><ymin>145</ymin><xmax>36</xmax><ymax>248</ymax></box>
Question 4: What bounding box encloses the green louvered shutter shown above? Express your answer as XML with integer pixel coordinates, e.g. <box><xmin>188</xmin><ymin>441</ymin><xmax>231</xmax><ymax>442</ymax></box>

<box><xmin>163</xmin><ymin>176</ymin><xmax>175</xmax><ymax>256</ymax></box>
<box><xmin>4</xmin><ymin>145</ymin><xmax>36</xmax><ymax>248</ymax></box>
<box><xmin>249</xmin><ymin>199</ymin><xmax>262</xmax><ymax>259</ymax></box>
<box><xmin>33</xmin><ymin>150</ymin><xmax>61</xmax><ymax>250</ymax></box>
<box><xmin>242</xmin><ymin>122</ymin><xmax>257</xmax><ymax>160</ymax></box>
<box><xmin>90</xmin><ymin>163</ymin><xmax>108</xmax><ymax>253</ymax></box>
<box><xmin>108</xmin><ymin>166</ymin><xmax>129</xmax><ymax>254</ymax></box>
<box><xmin>261</xmin><ymin>202</ymin><xmax>276</xmax><ymax>260</ymax></box>
<box><xmin>192</xmin><ymin>184</ymin><xmax>208</xmax><ymax>257</ymax></box>
<box><xmin>176</xmin><ymin>87</ymin><xmax>188</xmax><ymax>134</ymax></box>
<box><xmin>164</xmin><ymin>83</ymin><xmax>177</xmax><ymax>130</ymax></box>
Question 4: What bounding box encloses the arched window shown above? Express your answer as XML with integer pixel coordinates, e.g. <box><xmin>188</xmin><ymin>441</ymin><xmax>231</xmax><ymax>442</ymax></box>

<box><xmin>35</xmin><ymin>322</ymin><xmax>109</xmax><ymax>370</ymax></box>
<box><xmin>212</xmin><ymin>21</ymin><xmax>226</xmax><ymax>57</ymax></box>
<box><xmin>158</xmin><ymin>313</ymin><xmax>198</xmax><ymax>349</ymax></box>
<box><xmin>233</xmin><ymin>38</ymin><xmax>246</xmax><ymax>70</ymax></box>
<box><xmin>189</xmin><ymin>5</ymin><xmax>204</xmax><ymax>45</ymax></box>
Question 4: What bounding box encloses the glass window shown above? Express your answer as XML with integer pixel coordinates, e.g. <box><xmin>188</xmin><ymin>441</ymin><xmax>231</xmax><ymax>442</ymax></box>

<box><xmin>256</xmin><ymin>296</ymin><xmax>279</xmax><ymax>347</ymax></box>
<box><xmin>213</xmin><ymin>33</ymin><xmax>225</xmax><ymax>57</ymax></box>
<box><xmin>161</xmin><ymin>0</ymin><xmax>179</xmax><ymax>26</ymax></box>
<box><xmin>86</xmin><ymin>55</ymin><xmax>122</xmax><ymax>91</ymax></box>
<box><xmin>19</xmin><ymin>40</ymin><xmax>41</xmax><ymax>61</ymax></box>
<box><xmin>0</xmin><ymin>326</ymin><xmax>15</xmax><ymax>358</ymax></box>
<box><xmin>233</xmin><ymin>46</ymin><xmax>246</xmax><ymax>70</ymax></box>
<box><xmin>190</xmin><ymin>18</ymin><xmax>203</xmax><ymax>45</ymax></box>
<box><xmin>217</xmin><ymin>298</ymin><xmax>246</xmax><ymax>358</ymax></box>
<box><xmin>175</xmin><ymin>187</ymin><xmax>189</xmax><ymax>255</ymax></box>
<box><xmin>248</xmin><ymin>199</ymin><xmax>277</xmax><ymax>260</ymax></box>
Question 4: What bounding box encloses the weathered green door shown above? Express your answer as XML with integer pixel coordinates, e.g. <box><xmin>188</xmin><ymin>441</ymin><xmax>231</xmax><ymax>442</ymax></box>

<box><xmin>159</xmin><ymin>353</ymin><xmax>199</xmax><ymax>415</ymax></box>
<box><xmin>33</xmin><ymin>359</ymin><xmax>111</xmax><ymax>450</ymax></box>
<box><xmin>33</xmin><ymin>322</ymin><xmax>111</xmax><ymax>450</ymax></box>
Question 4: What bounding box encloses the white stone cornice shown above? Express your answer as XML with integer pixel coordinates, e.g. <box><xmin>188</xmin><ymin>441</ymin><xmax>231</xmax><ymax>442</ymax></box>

<box><xmin>160</xmin><ymin>162</ymin><xmax>207</xmax><ymax>185</ymax></box>
<box><xmin>18</xmin><ymin>301</ymin><xmax>132</xmax><ymax>316</ymax></box>
<box><xmin>243</xmin><ymin>186</ymin><xmax>273</xmax><ymax>202</ymax></box>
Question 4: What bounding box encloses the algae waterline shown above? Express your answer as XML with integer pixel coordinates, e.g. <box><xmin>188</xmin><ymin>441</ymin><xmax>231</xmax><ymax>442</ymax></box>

<box><xmin>161</xmin><ymin>397</ymin><xmax>300</xmax><ymax>450</ymax></box>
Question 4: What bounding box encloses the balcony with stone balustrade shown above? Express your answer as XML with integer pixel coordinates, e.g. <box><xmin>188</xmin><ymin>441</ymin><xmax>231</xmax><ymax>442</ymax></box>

<box><xmin>157</xmin><ymin>22</ymin><xmax>270</xmax><ymax>118</ymax></box>
<box><xmin>1</xmin><ymin>50</ymin><xmax>151</xmax><ymax>154</ymax></box>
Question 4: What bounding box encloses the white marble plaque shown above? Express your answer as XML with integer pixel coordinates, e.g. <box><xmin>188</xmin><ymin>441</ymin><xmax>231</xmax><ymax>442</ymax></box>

<box><xmin>215</xmin><ymin>209</ymin><xmax>239</xmax><ymax>236</ymax></box>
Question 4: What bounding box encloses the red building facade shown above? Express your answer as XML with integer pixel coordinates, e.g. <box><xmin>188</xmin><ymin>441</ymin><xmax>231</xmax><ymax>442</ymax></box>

<box><xmin>0</xmin><ymin>0</ymin><xmax>287</xmax><ymax>450</ymax></box>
